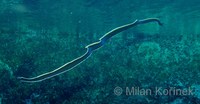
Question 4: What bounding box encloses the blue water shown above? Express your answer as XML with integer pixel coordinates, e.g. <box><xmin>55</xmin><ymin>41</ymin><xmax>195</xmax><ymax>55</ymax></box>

<box><xmin>0</xmin><ymin>0</ymin><xmax>200</xmax><ymax>103</ymax></box>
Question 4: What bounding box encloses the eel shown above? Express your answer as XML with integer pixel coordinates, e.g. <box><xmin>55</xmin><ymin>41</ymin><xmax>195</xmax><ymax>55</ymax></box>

<box><xmin>17</xmin><ymin>18</ymin><xmax>162</xmax><ymax>83</ymax></box>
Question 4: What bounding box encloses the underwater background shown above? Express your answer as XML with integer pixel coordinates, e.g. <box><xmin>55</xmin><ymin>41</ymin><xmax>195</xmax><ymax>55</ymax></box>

<box><xmin>0</xmin><ymin>0</ymin><xmax>200</xmax><ymax>103</ymax></box>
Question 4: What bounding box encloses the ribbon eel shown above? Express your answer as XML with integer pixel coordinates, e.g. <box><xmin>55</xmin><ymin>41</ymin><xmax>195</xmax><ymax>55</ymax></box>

<box><xmin>18</xmin><ymin>18</ymin><xmax>162</xmax><ymax>83</ymax></box>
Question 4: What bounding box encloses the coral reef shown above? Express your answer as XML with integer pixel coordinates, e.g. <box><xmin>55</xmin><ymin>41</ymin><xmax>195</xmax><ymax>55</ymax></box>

<box><xmin>0</xmin><ymin>0</ymin><xmax>200</xmax><ymax>103</ymax></box>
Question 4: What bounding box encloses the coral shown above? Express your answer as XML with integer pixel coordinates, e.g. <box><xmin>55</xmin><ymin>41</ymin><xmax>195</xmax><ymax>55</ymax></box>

<box><xmin>137</xmin><ymin>41</ymin><xmax>161</xmax><ymax>65</ymax></box>
<box><xmin>0</xmin><ymin>60</ymin><xmax>12</xmax><ymax>76</ymax></box>
<box><xmin>0</xmin><ymin>0</ymin><xmax>200</xmax><ymax>103</ymax></box>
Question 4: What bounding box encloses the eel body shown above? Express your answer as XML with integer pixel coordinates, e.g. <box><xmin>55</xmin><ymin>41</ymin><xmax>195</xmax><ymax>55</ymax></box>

<box><xmin>18</xmin><ymin>18</ymin><xmax>162</xmax><ymax>83</ymax></box>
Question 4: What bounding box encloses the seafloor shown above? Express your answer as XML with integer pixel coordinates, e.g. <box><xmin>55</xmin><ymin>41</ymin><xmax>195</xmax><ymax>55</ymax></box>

<box><xmin>0</xmin><ymin>0</ymin><xmax>200</xmax><ymax>104</ymax></box>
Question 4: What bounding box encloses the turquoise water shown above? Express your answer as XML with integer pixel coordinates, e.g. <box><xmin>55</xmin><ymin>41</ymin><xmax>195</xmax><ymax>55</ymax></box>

<box><xmin>0</xmin><ymin>0</ymin><xmax>200</xmax><ymax>103</ymax></box>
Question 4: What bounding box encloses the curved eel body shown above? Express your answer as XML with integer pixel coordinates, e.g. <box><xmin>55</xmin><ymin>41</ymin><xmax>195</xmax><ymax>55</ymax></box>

<box><xmin>18</xmin><ymin>18</ymin><xmax>162</xmax><ymax>82</ymax></box>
